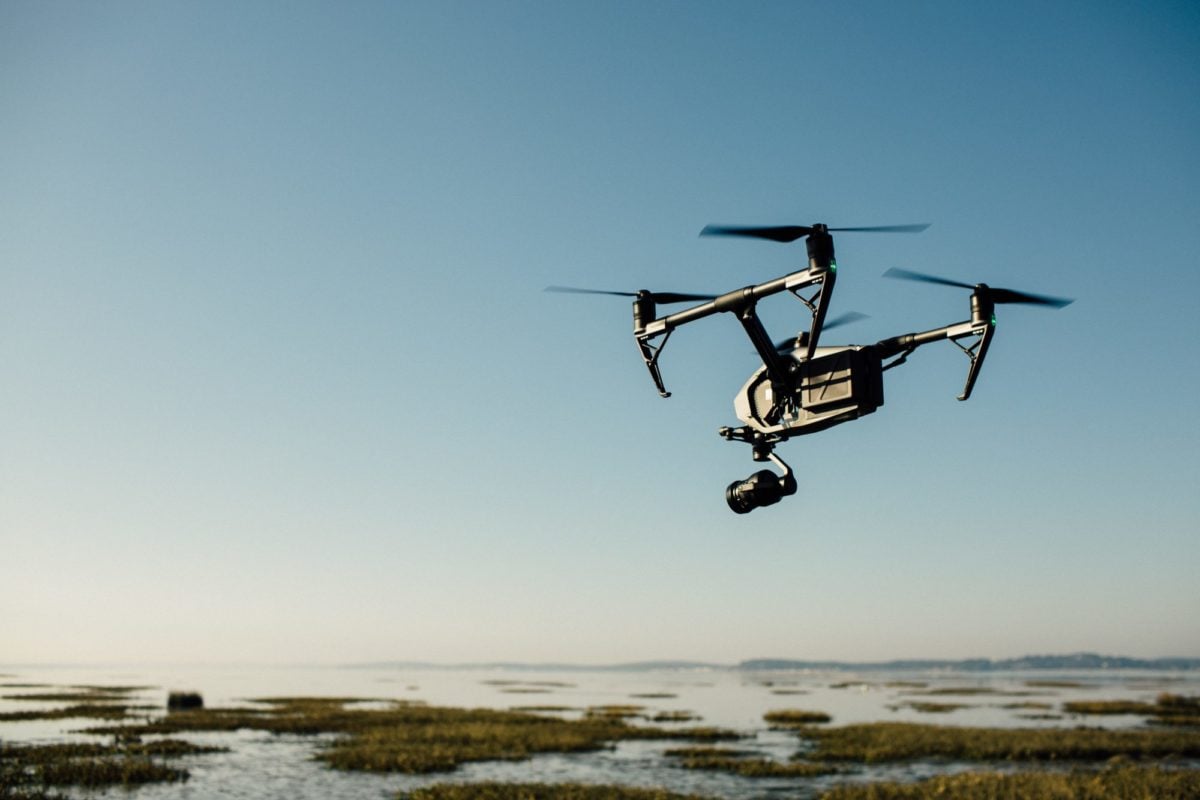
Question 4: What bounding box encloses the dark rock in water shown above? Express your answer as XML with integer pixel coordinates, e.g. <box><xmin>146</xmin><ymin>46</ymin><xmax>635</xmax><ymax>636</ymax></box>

<box><xmin>167</xmin><ymin>691</ymin><xmax>203</xmax><ymax>710</ymax></box>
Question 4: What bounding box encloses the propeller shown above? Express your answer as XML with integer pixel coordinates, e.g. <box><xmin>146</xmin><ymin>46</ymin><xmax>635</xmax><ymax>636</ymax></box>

<box><xmin>883</xmin><ymin>268</ymin><xmax>1074</xmax><ymax>308</ymax></box>
<box><xmin>701</xmin><ymin>223</ymin><xmax>930</xmax><ymax>243</ymax></box>
<box><xmin>544</xmin><ymin>285</ymin><xmax>717</xmax><ymax>304</ymax></box>
<box><xmin>773</xmin><ymin>311</ymin><xmax>868</xmax><ymax>351</ymax></box>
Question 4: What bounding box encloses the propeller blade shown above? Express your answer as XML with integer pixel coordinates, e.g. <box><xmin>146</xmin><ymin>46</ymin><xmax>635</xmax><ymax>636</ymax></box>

<box><xmin>544</xmin><ymin>285</ymin><xmax>636</xmax><ymax>298</ymax></box>
<box><xmin>772</xmin><ymin>311</ymin><xmax>869</xmax><ymax>351</ymax></box>
<box><xmin>990</xmin><ymin>288</ymin><xmax>1074</xmax><ymax>308</ymax></box>
<box><xmin>828</xmin><ymin>224</ymin><xmax>931</xmax><ymax>234</ymax></box>
<box><xmin>543</xmin><ymin>286</ymin><xmax>715</xmax><ymax>304</ymax></box>
<box><xmin>824</xmin><ymin>310</ymin><xmax>870</xmax><ymax>330</ymax></box>
<box><xmin>883</xmin><ymin>267</ymin><xmax>975</xmax><ymax>290</ymax></box>
<box><xmin>700</xmin><ymin>224</ymin><xmax>812</xmax><ymax>243</ymax></box>
<box><xmin>702</xmin><ymin>223</ymin><xmax>930</xmax><ymax>242</ymax></box>
<box><xmin>883</xmin><ymin>269</ymin><xmax>1074</xmax><ymax>309</ymax></box>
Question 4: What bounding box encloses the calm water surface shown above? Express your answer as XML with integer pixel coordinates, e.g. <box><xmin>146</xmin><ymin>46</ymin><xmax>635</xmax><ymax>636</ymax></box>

<box><xmin>2</xmin><ymin>665</ymin><xmax>1196</xmax><ymax>799</ymax></box>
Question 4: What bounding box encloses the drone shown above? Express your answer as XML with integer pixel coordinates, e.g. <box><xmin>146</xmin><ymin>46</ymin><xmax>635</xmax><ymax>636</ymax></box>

<box><xmin>547</xmin><ymin>222</ymin><xmax>1073</xmax><ymax>514</ymax></box>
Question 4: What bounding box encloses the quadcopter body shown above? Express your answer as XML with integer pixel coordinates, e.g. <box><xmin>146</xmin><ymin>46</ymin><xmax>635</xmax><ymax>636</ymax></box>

<box><xmin>547</xmin><ymin>221</ymin><xmax>1072</xmax><ymax>514</ymax></box>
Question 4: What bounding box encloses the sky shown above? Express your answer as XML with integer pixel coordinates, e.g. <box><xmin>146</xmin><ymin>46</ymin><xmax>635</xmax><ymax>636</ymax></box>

<box><xmin>2</xmin><ymin>0</ymin><xmax>1198</xmax><ymax>667</ymax></box>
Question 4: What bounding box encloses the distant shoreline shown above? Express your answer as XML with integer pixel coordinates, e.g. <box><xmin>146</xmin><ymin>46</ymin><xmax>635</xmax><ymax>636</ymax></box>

<box><xmin>343</xmin><ymin>652</ymin><xmax>1200</xmax><ymax>673</ymax></box>
<box><xmin>5</xmin><ymin>652</ymin><xmax>1199</xmax><ymax>672</ymax></box>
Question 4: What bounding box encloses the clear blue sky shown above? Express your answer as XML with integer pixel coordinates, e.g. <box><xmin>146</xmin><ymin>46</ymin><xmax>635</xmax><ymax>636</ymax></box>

<box><xmin>2</xmin><ymin>1</ymin><xmax>1197</xmax><ymax>665</ymax></box>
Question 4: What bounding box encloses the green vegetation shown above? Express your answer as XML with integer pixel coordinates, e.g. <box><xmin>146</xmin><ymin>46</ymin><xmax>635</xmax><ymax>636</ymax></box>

<box><xmin>86</xmin><ymin>697</ymin><xmax>738</xmax><ymax>775</ymax></box>
<box><xmin>0</xmin><ymin>738</ymin><xmax>224</xmax><ymax>795</ymax></box>
<box><xmin>0</xmin><ymin>704</ymin><xmax>134</xmax><ymax>722</ymax></box>
<box><xmin>796</xmin><ymin>721</ymin><xmax>1200</xmax><ymax>762</ymax></box>
<box><xmin>891</xmin><ymin>701</ymin><xmax>970</xmax><ymax>713</ymax></box>
<box><xmin>0</xmin><ymin>683</ymin><xmax>52</xmax><ymax>689</ymax></box>
<box><xmin>3</xmin><ymin>693</ymin><xmax>126</xmax><ymax>703</ymax></box>
<box><xmin>401</xmin><ymin>783</ymin><xmax>715</xmax><ymax>800</ymax></box>
<box><xmin>1063</xmin><ymin>693</ymin><xmax>1200</xmax><ymax>725</ymax></box>
<box><xmin>510</xmin><ymin>706</ymin><xmax>576</xmax><ymax>713</ymax></box>
<box><xmin>1026</xmin><ymin>680</ymin><xmax>1090</xmax><ymax>688</ymax></box>
<box><xmin>907</xmin><ymin>687</ymin><xmax>1031</xmax><ymax>697</ymax></box>
<box><xmin>664</xmin><ymin>727</ymin><xmax>744</xmax><ymax>741</ymax></box>
<box><xmin>763</xmin><ymin>709</ymin><xmax>832</xmax><ymax>727</ymax></box>
<box><xmin>664</xmin><ymin>745</ymin><xmax>839</xmax><ymax>778</ymax></box>
<box><xmin>1000</xmin><ymin>701</ymin><xmax>1053</xmax><ymax>710</ymax></box>
<box><xmin>816</xmin><ymin>765</ymin><xmax>1200</xmax><ymax>799</ymax></box>
<box><xmin>883</xmin><ymin>682</ymin><xmax>928</xmax><ymax>689</ymax></box>
<box><xmin>584</xmin><ymin>705</ymin><xmax>644</xmax><ymax>720</ymax></box>
<box><xmin>0</xmin><ymin>685</ymin><xmax>150</xmax><ymax>721</ymax></box>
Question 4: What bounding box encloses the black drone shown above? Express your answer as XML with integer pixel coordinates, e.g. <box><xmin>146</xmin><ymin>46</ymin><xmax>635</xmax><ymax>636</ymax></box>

<box><xmin>547</xmin><ymin>222</ymin><xmax>1073</xmax><ymax>514</ymax></box>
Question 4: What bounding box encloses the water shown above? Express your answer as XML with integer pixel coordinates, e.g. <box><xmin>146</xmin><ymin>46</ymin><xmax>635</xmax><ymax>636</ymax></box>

<box><xmin>2</xmin><ymin>664</ymin><xmax>1197</xmax><ymax>799</ymax></box>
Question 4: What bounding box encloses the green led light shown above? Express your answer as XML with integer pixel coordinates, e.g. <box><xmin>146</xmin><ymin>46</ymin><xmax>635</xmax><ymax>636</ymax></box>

<box><xmin>830</xmin><ymin>261</ymin><xmax>837</xmax><ymax>273</ymax></box>
<box><xmin>990</xmin><ymin>314</ymin><xmax>997</xmax><ymax>326</ymax></box>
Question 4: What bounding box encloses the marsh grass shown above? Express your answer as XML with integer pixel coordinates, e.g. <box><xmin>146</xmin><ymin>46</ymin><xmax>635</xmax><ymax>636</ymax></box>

<box><xmin>86</xmin><ymin>698</ymin><xmax>740</xmax><ymax>775</ymax></box>
<box><xmin>1063</xmin><ymin>693</ymin><xmax>1200</xmax><ymax>726</ymax></box>
<box><xmin>795</xmin><ymin>721</ymin><xmax>1200</xmax><ymax>762</ymax></box>
<box><xmin>0</xmin><ymin>739</ymin><xmax>224</xmax><ymax>793</ymax></box>
<box><xmin>510</xmin><ymin>706</ymin><xmax>576</xmax><ymax>713</ymax></box>
<box><xmin>1026</xmin><ymin>680</ymin><xmax>1090</xmax><ymax>688</ymax></box>
<box><xmin>3</xmin><ymin>686</ymin><xmax>144</xmax><ymax>704</ymax></box>
<box><xmin>650</xmin><ymin>711</ymin><xmax>699</xmax><ymax>723</ymax></box>
<box><xmin>663</xmin><ymin>746</ymin><xmax>840</xmax><ymax>778</ymax></box>
<box><xmin>888</xmin><ymin>702</ymin><xmax>970</xmax><ymax>714</ymax></box>
<box><xmin>816</xmin><ymin>765</ymin><xmax>1200</xmax><ymax>799</ymax></box>
<box><xmin>0</xmin><ymin>685</ymin><xmax>150</xmax><ymax>722</ymax></box>
<box><xmin>401</xmin><ymin>783</ymin><xmax>716</xmax><ymax>800</ymax></box>
<box><xmin>584</xmin><ymin>706</ymin><xmax>645</xmax><ymax>720</ymax></box>
<box><xmin>906</xmin><ymin>687</ymin><xmax>1036</xmax><ymax>697</ymax></box>
<box><xmin>0</xmin><ymin>703</ymin><xmax>135</xmax><ymax>722</ymax></box>
<box><xmin>764</xmin><ymin>709</ymin><xmax>832</xmax><ymax>727</ymax></box>
<box><xmin>666</xmin><ymin>727</ymin><xmax>744</xmax><ymax>741</ymax></box>
<box><xmin>0</xmin><ymin>683</ymin><xmax>51</xmax><ymax>689</ymax></box>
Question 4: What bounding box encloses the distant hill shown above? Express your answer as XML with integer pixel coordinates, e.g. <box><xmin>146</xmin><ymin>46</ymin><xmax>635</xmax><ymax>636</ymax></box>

<box><xmin>349</xmin><ymin>652</ymin><xmax>1200</xmax><ymax>672</ymax></box>
<box><xmin>737</xmin><ymin>652</ymin><xmax>1200</xmax><ymax>671</ymax></box>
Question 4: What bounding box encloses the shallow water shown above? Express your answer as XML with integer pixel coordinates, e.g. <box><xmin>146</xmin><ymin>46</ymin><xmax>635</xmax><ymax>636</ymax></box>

<box><xmin>1</xmin><ymin>665</ymin><xmax>1197</xmax><ymax>799</ymax></box>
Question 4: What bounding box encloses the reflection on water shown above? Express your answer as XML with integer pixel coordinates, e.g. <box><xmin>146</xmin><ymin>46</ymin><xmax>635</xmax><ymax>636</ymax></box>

<box><xmin>2</xmin><ymin>665</ymin><xmax>1197</xmax><ymax>799</ymax></box>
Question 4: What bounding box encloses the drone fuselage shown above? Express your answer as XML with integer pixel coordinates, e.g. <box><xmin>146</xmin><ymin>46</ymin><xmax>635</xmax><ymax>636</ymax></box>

<box><xmin>734</xmin><ymin>345</ymin><xmax>884</xmax><ymax>439</ymax></box>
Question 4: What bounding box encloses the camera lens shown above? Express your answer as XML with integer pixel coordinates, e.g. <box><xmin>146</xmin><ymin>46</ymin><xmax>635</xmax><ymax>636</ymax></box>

<box><xmin>726</xmin><ymin>469</ymin><xmax>785</xmax><ymax>514</ymax></box>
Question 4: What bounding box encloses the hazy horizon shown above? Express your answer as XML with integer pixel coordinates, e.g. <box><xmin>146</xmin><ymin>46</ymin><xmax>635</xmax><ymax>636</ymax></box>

<box><xmin>6</xmin><ymin>650</ymin><xmax>1200</xmax><ymax>670</ymax></box>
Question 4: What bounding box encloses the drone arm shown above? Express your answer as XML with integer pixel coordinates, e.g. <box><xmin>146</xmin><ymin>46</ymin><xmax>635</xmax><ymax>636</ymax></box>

<box><xmin>639</xmin><ymin>266</ymin><xmax>829</xmax><ymax>339</ymax></box>
<box><xmin>633</xmin><ymin>265</ymin><xmax>833</xmax><ymax>399</ymax></box>
<box><xmin>875</xmin><ymin>318</ymin><xmax>994</xmax><ymax>400</ymax></box>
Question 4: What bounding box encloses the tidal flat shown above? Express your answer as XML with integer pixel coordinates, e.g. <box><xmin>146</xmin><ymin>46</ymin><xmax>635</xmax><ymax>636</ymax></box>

<box><xmin>1</xmin><ymin>665</ymin><xmax>1198</xmax><ymax>800</ymax></box>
